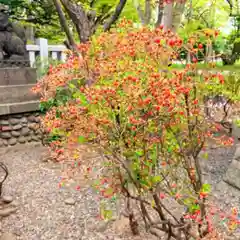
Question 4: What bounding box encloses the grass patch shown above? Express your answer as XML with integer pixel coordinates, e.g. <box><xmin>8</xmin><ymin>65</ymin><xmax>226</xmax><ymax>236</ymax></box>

<box><xmin>170</xmin><ymin>61</ymin><xmax>240</xmax><ymax>72</ymax></box>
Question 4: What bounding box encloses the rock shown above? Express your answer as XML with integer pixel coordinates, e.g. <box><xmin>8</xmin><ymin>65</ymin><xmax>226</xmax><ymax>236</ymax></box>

<box><xmin>28</xmin><ymin>116</ymin><xmax>37</xmax><ymax>122</ymax></box>
<box><xmin>10</xmin><ymin>200</ymin><xmax>19</xmax><ymax>207</ymax></box>
<box><xmin>8</xmin><ymin>138</ymin><xmax>17</xmax><ymax>146</ymax></box>
<box><xmin>20</xmin><ymin>117</ymin><xmax>28</xmax><ymax>124</ymax></box>
<box><xmin>20</xmin><ymin>127</ymin><xmax>30</xmax><ymax>136</ymax></box>
<box><xmin>112</xmin><ymin>216</ymin><xmax>129</xmax><ymax>233</ymax></box>
<box><xmin>224</xmin><ymin>160</ymin><xmax>240</xmax><ymax>190</ymax></box>
<box><xmin>35</xmin><ymin>129</ymin><xmax>42</xmax><ymax>135</ymax></box>
<box><xmin>3</xmin><ymin>140</ymin><xmax>8</xmax><ymax>146</ymax></box>
<box><xmin>2</xmin><ymin>195</ymin><xmax>13</xmax><ymax>204</ymax></box>
<box><xmin>9</xmin><ymin>118</ymin><xmax>20</xmax><ymax>125</ymax></box>
<box><xmin>28</xmin><ymin>123</ymin><xmax>38</xmax><ymax>131</ymax></box>
<box><xmin>0</xmin><ymin>120</ymin><xmax>9</xmax><ymax>126</ymax></box>
<box><xmin>64</xmin><ymin>198</ymin><xmax>76</xmax><ymax>205</ymax></box>
<box><xmin>13</xmin><ymin>114</ymin><xmax>23</xmax><ymax>119</ymax></box>
<box><xmin>1</xmin><ymin>126</ymin><xmax>12</xmax><ymax>132</ymax></box>
<box><xmin>0</xmin><ymin>232</ymin><xmax>16</xmax><ymax>240</ymax></box>
<box><xmin>0</xmin><ymin>120</ymin><xmax>10</xmax><ymax>126</ymax></box>
<box><xmin>0</xmin><ymin>140</ymin><xmax>3</xmax><ymax>147</ymax></box>
<box><xmin>18</xmin><ymin>136</ymin><xmax>26</xmax><ymax>143</ymax></box>
<box><xmin>35</xmin><ymin>117</ymin><xmax>41</xmax><ymax>123</ymax></box>
<box><xmin>26</xmin><ymin>136</ymin><xmax>32</xmax><ymax>142</ymax></box>
<box><xmin>12</xmin><ymin>125</ymin><xmax>22</xmax><ymax>130</ymax></box>
<box><xmin>31</xmin><ymin>135</ymin><xmax>39</xmax><ymax>142</ymax></box>
<box><xmin>96</xmin><ymin>221</ymin><xmax>109</xmax><ymax>232</ymax></box>
<box><xmin>1</xmin><ymin>132</ymin><xmax>11</xmax><ymax>139</ymax></box>
<box><xmin>0</xmin><ymin>207</ymin><xmax>17</xmax><ymax>217</ymax></box>
<box><xmin>11</xmin><ymin>131</ymin><xmax>20</xmax><ymax>137</ymax></box>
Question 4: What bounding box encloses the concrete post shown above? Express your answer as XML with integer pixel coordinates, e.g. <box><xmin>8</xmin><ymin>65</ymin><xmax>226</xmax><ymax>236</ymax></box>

<box><xmin>36</xmin><ymin>38</ymin><xmax>49</xmax><ymax>68</ymax></box>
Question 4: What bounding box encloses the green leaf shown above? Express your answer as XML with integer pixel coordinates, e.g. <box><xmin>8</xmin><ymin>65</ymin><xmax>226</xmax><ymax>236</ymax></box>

<box><xmin>69</xmin><ymin>83</ymin><xmax>76</xmax><ymax>89</ymax></box>
<box><xmin>201</xmin><ymin>183</ymin><xmax>211</xmax><ymax>193</ymax></box>
<box><xmin>152</xmin><ymin>175</ymin><xmax>161</xmax><ymax>183</ymax></box>
<box><xmin>202</xmin><ymin>152</ymin><xmax>208</xmax><ymax>159</ymax></box>
<box><xmin>189</xmin><ymin>204</ymin><xmax>200</xmax><ymax>213</ymax></box>
<box><xmin>78</xmin><ymin>136</ymin><xmax>86</xmax><ymax>143</ymax></box>
<box><xmin>72</xmin><ymin>92</ymin><xmax>88</xmax><ymax>106</ymax></box>
<box><xmin>135</xmin><ymin>150</ymin><xmax>144</xmax><ymax>157</ymax></box>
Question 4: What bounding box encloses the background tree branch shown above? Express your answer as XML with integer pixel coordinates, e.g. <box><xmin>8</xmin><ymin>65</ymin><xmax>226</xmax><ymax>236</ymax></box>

<box><xmin>52</xmin><ymin>0</ymin><xmax>77</xmax><ymax>50</ymax></box>
<box><xmin>103</xmin><ymin>0</ymin><xmax>127</xmax><ymax>31</ymax></box>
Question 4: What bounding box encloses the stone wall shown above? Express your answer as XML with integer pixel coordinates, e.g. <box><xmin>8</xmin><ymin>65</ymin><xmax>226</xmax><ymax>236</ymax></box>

<box><xmin>0</xmin><ymin>112</ymin><xmax>42</xmax><ymax>147</ymax></box>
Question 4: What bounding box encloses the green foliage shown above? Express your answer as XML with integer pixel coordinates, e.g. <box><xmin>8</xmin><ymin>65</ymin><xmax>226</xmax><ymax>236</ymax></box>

<box><xmin>39</xmin><ymin>86</ymin><xmax>71</xmax><ymax>113</ymax></box>
<box><xmin>33</xmin><ymin>56</ymin><xmax>63</xmax><ymax>80</ymax></box>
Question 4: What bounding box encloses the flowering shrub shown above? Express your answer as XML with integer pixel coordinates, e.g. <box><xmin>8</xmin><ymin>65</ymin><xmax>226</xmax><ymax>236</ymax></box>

<box><xmin>33</xmin><ymin>19</ymin><xmax>240</xmax><ymax>238</ymax></box>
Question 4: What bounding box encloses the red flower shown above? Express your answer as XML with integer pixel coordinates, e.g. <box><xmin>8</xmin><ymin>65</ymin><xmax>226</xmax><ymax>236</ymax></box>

<box><xmin>192</xmin><ymin>57</ymin><xmax>198</xmax><ymax>63</ymax></box>
<box><xmin>218</xmin><ymin>74</ymin><xmax>224</xmax><ymax>84</ymax></box>
<box><xmin>193</xmin><ymin>99</ymin><xmax>198</xmax><ymax>105</ymax></box>
<box><xmin>168</xmin><ymin>39</ymin><xmax>175</xmax><ymax>47</ymax></box>
<box><xmin>159</xmin><ymin>193</ymin><xmax>165</xmax><ymax>199</ymax></box>
<box><xmin>154</xmin><ymin>38</ymin><xmax>161</xmax><ymax>44</ymax></box>
<box><xmin>199</xmin><ymin>192</ymin><xmax>208</xmax><ymax>199</ymax></box>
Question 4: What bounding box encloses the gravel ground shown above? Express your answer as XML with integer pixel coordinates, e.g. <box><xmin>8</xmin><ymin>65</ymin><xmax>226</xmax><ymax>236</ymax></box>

<box><xmin>201</xmin><ymin>145</ymin><xmax>237</xmax><ymax>184</ymax></box>
<box><xmin>0</xmin><ymin>143</ymin><xmax>103</xmax><ymax>240</ymax></box>
<box><xmin>0</xmin><ymin>142</ymin><xmax>239</xmax><ymax>240</ymax></box>
<box><xmin>200</xmin><ymin>144</ymin><xmax>240</xmax><ymax>206</ymax></box>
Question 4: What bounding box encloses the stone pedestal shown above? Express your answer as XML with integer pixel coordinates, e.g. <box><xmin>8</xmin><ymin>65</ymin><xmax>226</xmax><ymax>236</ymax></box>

<box><xmin>0</xmin><ymin>67</ymin><xmax>41</xmax><ymax>147</ymax></box>
<box><xmin>0</xmin><ymin>67</ymin><xmax>36</xmax><ymax>86</ymax></box>
<box><xmin>0</xmin><ymin>67</ymin><xmax>39</xmax><ymax>116</ymax></box>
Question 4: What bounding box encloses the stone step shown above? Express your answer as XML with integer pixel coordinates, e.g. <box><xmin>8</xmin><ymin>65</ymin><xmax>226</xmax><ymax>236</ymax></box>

<box><xmin>0</xmin><ymin>84</ymin><xmax>39</xmax><ymax>104</ymax></box>
<box><xmin>0</xmin><ymin>67</ymin><xmax>37</xmax><ymax>85</ymax></box>
<box><xmin>0</xmin><ymin>100</ymin><xmax>40</xmax><ymax>115</ymax></box>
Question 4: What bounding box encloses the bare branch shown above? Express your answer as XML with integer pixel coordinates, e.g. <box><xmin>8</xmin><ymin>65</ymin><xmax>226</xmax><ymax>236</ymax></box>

<box><xmin>0</xmin><ymin>162</ymin><xmax>8</xmax><ymax>197</ymax></box>
<box><xmin>103</xmin><ymin>0</ymin><xmax>127</xmax><ymax>31</ymax></box>
<box><xmin>226</xmin><ymin>0</ymin><xmax>233</xmax><ymax>16</ymax></box>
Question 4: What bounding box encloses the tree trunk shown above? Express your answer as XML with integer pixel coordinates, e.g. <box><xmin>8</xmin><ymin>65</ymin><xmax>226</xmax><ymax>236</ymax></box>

<box><xmin>60</xmin><ymin>0</ymin><xmax>92</xmax><ymax>43</ymax></box>
<box><xmin>133</xmin><ymin>0</ymin><xmax>152</xmax><ymax>26</ymax></box>
<box><xmin>52</xmin><ymin>0</ymin><xmax>77</xmax><ymax>50</ymax></box>
<box><xmin>144</xmin><ymin>0</ymin><xmax>151</xmax><ymax>25</ymax></box>
<box><xmin>155</xmin><ymin>0</ymin><xmax>164</xmax><ymax>27</ymax></box>
<box><xmin>171</xmin><ymin>1</ymin><xmax>186</xmax><ymax>33</ymax></box>
<box><xmin>162</xmin><ymin>0</ymin><xmax>186</xmax><ymax>32</ymax></box>
<box><xmin>57</xmin><ymin>0</ymin><xmax>127</xmax><ymax>43</ymax></box>
<box><xmin>162</xmin><ymin>1</ymin><xmax>173</xmax><ymax>30</ymax></box>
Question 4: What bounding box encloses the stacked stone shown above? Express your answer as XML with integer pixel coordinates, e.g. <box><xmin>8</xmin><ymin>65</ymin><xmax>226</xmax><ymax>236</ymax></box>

<box><xmin>0</xmin><ymin>112</ymin><xmax>42</xmax><ymax>147</ymax></box>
